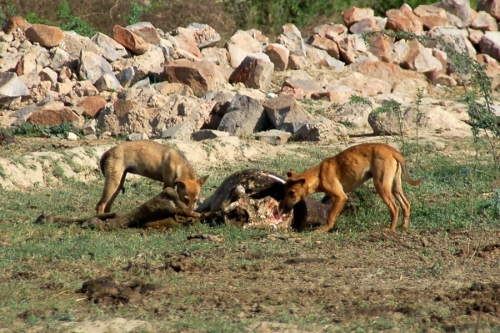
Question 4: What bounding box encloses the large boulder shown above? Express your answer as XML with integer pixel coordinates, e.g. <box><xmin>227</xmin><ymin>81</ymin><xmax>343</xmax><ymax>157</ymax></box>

<box><xmin>25</xmin><ymin>24</ymin><xmax>64</xmax><ymax>48</ymax></box>
<box><xmin>229</xmin><ymin>56</ymin><xmax>274</xmax><ymax>92</ymax></box>
<box><xmin>262</xmin><ymin>94</ymin><xmax>314</xmax><ymax>133</ymax></box>
<box><xmin>218</xmin><ymin>94</ymin><xmax>270</xmax><ymax>136</ymax></box>
<box><xmin>164</xmin><ymin>59</ymin><xmax>226</xmax><ymax>95</ymax></box>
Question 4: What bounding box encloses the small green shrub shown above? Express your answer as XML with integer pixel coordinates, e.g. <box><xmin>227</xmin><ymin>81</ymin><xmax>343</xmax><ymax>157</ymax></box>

<box><xmin>126</xmin><ymin>1</ymin><xmax>146</xmax><ymax>24</ymax></box>
<box><xmin>13</xmin><ymin>121</ymin><xmax>79</xmax><ymax>139</ymax></box>
<box><xmin>57</xmin><ymin>0</ymin><xmax>96</xmax><ymax>37</ymax></box>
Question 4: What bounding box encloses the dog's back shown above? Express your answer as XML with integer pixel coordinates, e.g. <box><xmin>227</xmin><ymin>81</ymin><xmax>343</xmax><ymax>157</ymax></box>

<box><xmin>96</xmin><ymin>140</ymin><xmax>208</xmax><ymax>213</ymax></box>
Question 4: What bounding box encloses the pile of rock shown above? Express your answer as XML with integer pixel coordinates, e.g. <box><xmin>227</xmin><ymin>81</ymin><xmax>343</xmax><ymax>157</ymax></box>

<box><xmin>1</xmin><ymin>0</ymin><xmax>499</xmax><ymax>143</ymax></box>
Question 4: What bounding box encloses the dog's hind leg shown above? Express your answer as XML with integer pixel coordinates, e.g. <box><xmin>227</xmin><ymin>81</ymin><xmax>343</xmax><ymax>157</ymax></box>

<box><xmin>392</xmin><ymin>164</ymin><xmax>411</xmax><ymax>229</ymax></box>
<box><xmin>373</xmin><ymin>163</ymin><xmax>399</xmax><ymax>232</ymax></box>
<box><xmin>96</xmin><ymin>168</ymin><xmax>126</xmax><ymax>214</ymax></box>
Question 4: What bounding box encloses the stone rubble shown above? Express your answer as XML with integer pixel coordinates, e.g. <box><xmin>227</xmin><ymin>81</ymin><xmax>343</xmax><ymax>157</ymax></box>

<box><xmin>1</xmin><ymin>0</ymin><xmax>500</xmax><ymax>142</ymax></box>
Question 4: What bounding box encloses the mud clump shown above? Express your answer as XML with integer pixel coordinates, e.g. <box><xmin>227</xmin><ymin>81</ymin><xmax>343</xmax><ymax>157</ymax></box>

<box><xmin>164</xmin><ymin>254</ymin><xmax>201</xmax><ymax>273</ymax></box>
<box><xmin>76</xmin><ymin>276</ymin><xmax>160</xmax><ymax>305</ymax></box>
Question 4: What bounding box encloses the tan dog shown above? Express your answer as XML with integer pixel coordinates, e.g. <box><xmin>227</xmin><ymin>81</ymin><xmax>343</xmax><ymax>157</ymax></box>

<box><xmin>281</xmin><ymin>143</ymin><xmax>422</xmax><ymax>232</ymax></box>
<box><xmin>96</xmin><ymin>140</ymin><xmax>208</xmax><ymax>214</ymax></box>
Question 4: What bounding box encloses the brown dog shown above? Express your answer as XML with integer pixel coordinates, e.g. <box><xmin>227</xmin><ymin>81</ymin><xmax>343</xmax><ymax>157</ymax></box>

<box><xmin>96</xmin><ymin>140</ymin><xmax>208</xmax><ymax>214</ymax></box>
<box><xmin>281</xmin><ymin>143</ymin><xmax>422</xmax><ymax>232</ymax></box>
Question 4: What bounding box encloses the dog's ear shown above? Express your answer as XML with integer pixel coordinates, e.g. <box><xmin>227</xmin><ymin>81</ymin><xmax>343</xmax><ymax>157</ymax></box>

<box><xmin>174</xmin><ymin>178</ymin><xmax>186</xmax><ymax>189</ymax></box>
<box><xmin>197</xmin><ymin>175</ymin><xmax>209</xmax><ymax>186</ymax></box>
<box><xmin>286</xmin><ymin>170</ymin><xmax>296</xmax><ymax>177</ymax></box>
<box><xmin>288</xmin><ymin>177</ymin><xmax>306</xmax><ymax>185</ymax></box>
<box><xmin>295</xmin><ymin>177</ymin><xmax>306</xmax><ymax>185</ymax></box>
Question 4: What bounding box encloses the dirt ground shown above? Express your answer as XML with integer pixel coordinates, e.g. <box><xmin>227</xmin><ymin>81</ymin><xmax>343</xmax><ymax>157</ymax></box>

<box><xmin>66</xmin><ymin>229</ymin><xmax>500</xmax><ymax>332</ymax></box>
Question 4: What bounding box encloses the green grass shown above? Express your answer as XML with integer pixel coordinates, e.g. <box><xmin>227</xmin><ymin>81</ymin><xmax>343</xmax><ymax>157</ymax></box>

<box><xmin>0</xmin><ymin>138</ymin><xmax>499</xmax><ymax>331</ymax></box>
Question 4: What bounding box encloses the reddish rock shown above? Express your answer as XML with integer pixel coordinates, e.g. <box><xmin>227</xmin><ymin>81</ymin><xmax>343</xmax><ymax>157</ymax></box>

<box><xmin>158</xmin><ymin>82</ymin><xmax>194</xmax><ymax>96</ymax></box>
<box><xmin>3</xmin><ymin>16</ymin><xmax>30</xmax><ymax>34</ymax></box>
<box><xmin>28</xmin><ymin>102</ymin><xmax>80</xmax><ymax>126</ymax></box>
<box><xmin>313</xmin><ymin>24</ymin><xmax>348</xmax><ymax>42</ymax></box>
<box><xmin>78</xmin><ymin>96</ymin><xmax>107</xmax><ymax>118</ymax></box>
<box><xmin>264</xmin><ymin>43</ymin><xmax>289</xmax><ymax>71</ymax></box>
<box><xmin>342</xmin><ymin>7</ymin><xmax>375</xmax><ymax>28</ymax></box>
<box><xmin>280</xmin><ymin>86</ymin><xmax>306</xmax><ymax>99</ymax></box>
<box><xmin>164</xmin><ymin>59</ymin><xmax>226</xmax><ymax>95</ymax></box>
<box><xmin>246</xmin><ymin>29</ymin><xmax>269</xmax><ymax>46</ymax></box>
<box><xmin>425</xmin><ymin>71</ymin><xmax>457</xmax><ymax>87</ymax></box>
<box><xmin>477</xmin><ymin>53</ymin><xmax>500</xmax><ymax>90</ymax></box>
<box><xmin>113</xmin><ymin>99</ymin><xmax>136</xmax><ymax>118</ymax></box>
<box><xmin>354</xmin><ymin>60</ymin><xmax>423</xmax><ymax>86</ymax></box>
<box><xmin>469</xmin><ymin>28</ymin><xmax>485</xmax><ymax>44</ymax></box>
<box><xmin>386</xmin><ymin>4</ymin><xmax>424</xmax><ymax>34</ymax></box>
<box><xmin>287</xmin><ymin>54</ymin><xmax>309</xmax><ymax>70</ymax></box>
<box><xmin>349</xmin><ymin>18</ymin><xmax>381</xmax><ymax>34</ymax></box>
<box><xmin>177</xmin><ymin>24</ymin><xmax>221</xmax><ymax>49</ymax></box>
<box><xmin>401</xmin><ymin>40</ymin><xmax>442</xmax><ymax>73</ymax></box>
<box><xmin>282</xmin><ymin>76</ymin><xmax>322</xmax><ymax>99</ymax></box>
<box><xmin>414</xmin><ymin>5</ymin><xmax>448</xmax><ymax>30</ymax></box>
<box><xmin>112</xmin><ymin>25</ymin><xmax>150</xmax><ymax>55</ymax></box>
<box><xmin>126</xmin><ymin>22</ymin><xmax>161</xmax><ymax>45</ymax></box>
<box><xmin>169</xmin><ymin>35</ymin><xmax>203</xmax><ymax>59</ymax></box>
<box><xmin>25</xmin><ymin>24</ymin><xmax>64</xmax><ymax>48</ymax></box>
<box><xmin>338</xmin><ymin>35</ymin><xmax>368</xmax><ymax>64</ymax></box>
<box><xmin>312</xmin><ymin>87</ymin><xmax>355</xmax><ymax>104</ymax></box>
<box><xmin>366</xmin><ymin>34</ymin><xmax>392</xmax><ymax>62</ymax></box>
<box><xmin>229</xmin><ymin>56</ymin><xmax>274</xmax><ymax>91</ymax></box>
<box><xmin>307</xmin><ymin>35</ymin><xmax>340</xmax><ymax>59</ymax></box>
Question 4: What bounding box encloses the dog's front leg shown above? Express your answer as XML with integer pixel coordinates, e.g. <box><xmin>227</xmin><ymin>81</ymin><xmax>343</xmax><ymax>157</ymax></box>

<box><xmin>316</xmin><ymin>193</ymin><xmax>347</xmax><ymax>233</ymax></box>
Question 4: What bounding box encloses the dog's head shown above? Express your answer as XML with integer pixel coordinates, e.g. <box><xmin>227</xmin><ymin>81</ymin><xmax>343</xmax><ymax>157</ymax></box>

<box><xmin>174</xmin><ymin>175</ymin><xmax>209</xmax><ymax>209</ymax></box>
<box><xmin>280</xmin><ymin>170</ymin><xmax>308</xmax><ymax>213</ymax></box>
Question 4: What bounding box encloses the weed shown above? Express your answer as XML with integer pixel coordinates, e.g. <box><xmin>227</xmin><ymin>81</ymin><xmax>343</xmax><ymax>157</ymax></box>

<box><xmin>0</xmin><ymin>4</ymin><xmax>16</xmax><ymax>26</ymax></box>
<box><xmin>57</xmin><ymin>0</ymin><xmax>96</xmax><ymax>37</ymax></box>
<box><xmin>25</xmin><ymin>12</ymin><xmax>54</xmax><ymax>25</ymax></box>
<box><xmin>14</xmin><ymin>121</ymin><xmax>77</xmax><ymax>139</ymax></box>
<box><xmin>0</xmin><ymin>164</ymin><xmax>6</xmax><ymax>179</ymax></box>
<box><xmin>127</xmin><ymin>1</ymin><xmax>146</xmax><ymax>25</ymax></box>
<box><xmin>370</xmin><ymin>99</ymin><xmax>407</xmax><ymax>153</ymax></box>
<box><xmin>11</xmin><ymin>157</ymin><xmax>28</xmax><ymax>168</ymax></box>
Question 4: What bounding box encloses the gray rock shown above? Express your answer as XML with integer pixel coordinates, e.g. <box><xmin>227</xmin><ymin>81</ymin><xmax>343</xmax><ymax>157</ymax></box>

<box><xmin>293</xmin><ymin>118</ymin><xmax>347</xmax><ymax>142</ymax></box>
<box><xmin>262</xmin><ymin>94</ymin><xmax>314</xmax><ymax>133</ymax></box>
<box><xmin>78</xmin><ymin>51</ymin><xmax>114</xmax><ymax>84</ymax></box>
<box><xmin>116</xmin><ymin>66</ymin><xmax>138</xmax><ymax>88</ymax></box>
<box><xmin>131</xmin><ymin>77</ymin><xmax>150</xmax><ymax>89</ymax></box>
<box><xmin>254</xmin><ymin>129</ymin><xmax>292</xmax><ymax>145</ymax></box>
<box><xmin>91</xmin><ymin>32</ymin><xmax>129</xmax><ymax>61</ymax></box>
<box><xmin>50</xmin><ymin>47</ymin><xmax>74</xmax><ymax>69</ymax></box>
<box><xmin>128</xmin><ymin>132</ymin><xmax>150</xmax><ymax>141</ymax></box>
<box><xmin>160</xmin><ymin>122</ymin><xmax>194</xmax><ymax>140</ymax></box>
<box><xmin>0</xmin><ymin>72</ymin><xmax>30</xmax><ymax>99</ymax></box>
<box><xmin>191</xmin><ymin>129</ymin><xmax>230</xmax><ymax>141</ymax></box>
<box><xmin>218</xmin><ymin>94</ymin><xmax>270</xmax><ymax>136</ymax></box>
<box><xmin>229</xmin><ymin>56</ymin><xmax>274</xmax><ymax>92</ymax></box>
<box><xmin>276</xmin><ymin>23</ymin><xmax>306</xmax><ymax>57</ymax></box>
<box><xmin>94</xmin><ymin>73</ymin><xmax>121</xmax><ymax>92</ymax></box>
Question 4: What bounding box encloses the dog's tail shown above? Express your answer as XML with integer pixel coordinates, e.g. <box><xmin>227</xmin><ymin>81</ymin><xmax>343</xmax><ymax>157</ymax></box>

<box><xmin>393</xmin><ymin>153</ymin><xmax>423</xmax><ymax>186</ymax></box>
<box><xmin>99</xmin><ymin>150</ymin><xmax>109</xmax><ymax>176</ymax></box>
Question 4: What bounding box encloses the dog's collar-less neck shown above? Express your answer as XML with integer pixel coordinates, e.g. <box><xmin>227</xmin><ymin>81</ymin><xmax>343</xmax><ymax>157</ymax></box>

<box><xmin>302</xmin><ymin>165</ymin><xmax>321</xmax><ymax>194</ymax></box>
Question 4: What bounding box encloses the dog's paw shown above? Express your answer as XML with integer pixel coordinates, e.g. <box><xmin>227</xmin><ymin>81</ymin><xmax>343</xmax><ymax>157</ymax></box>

<box><xmin>314</xmin><ymin>226</ymin><xmax>330</xmax><ymax>233</ymax></box>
